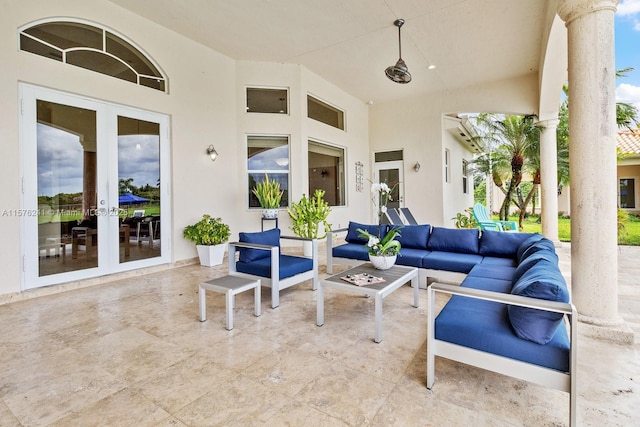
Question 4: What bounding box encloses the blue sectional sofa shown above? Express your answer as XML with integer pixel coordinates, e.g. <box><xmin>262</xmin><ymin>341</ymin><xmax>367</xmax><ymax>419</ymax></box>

<box><xmin>326</xmin><ymin>221</ymin><xmax>577</xmax><ymax>426</ymax></box>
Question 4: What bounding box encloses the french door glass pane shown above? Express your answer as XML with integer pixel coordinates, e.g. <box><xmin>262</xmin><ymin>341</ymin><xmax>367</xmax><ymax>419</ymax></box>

<box><xmin>118</xmin><ymin>116</ymin><xmax>161</xmax><ymax>262</ymax></box>
<box><xmin>378</xmin><ymin>169</ymin><xmax>400</xmax><ymax>210</ymax></box>
<box><xmin>37</xmin><ymin>100</ymin><xmax>97</xmax><ymax>276</ymax></box>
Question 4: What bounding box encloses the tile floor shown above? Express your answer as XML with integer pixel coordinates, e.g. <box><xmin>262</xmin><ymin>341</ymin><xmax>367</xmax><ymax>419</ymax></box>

<box><xmin>0</xmin><ymin>244</ymin><xmax>638</xmax><ymax>426</ymax></box>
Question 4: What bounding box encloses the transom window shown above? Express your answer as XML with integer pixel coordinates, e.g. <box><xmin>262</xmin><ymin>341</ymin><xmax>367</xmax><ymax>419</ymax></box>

<box><xmin>307</xmin><ymin>95</ymin><xmax>345</xmax><ymax>130</ymax></box>
<box><xmin>19</xmin><ymin>20</ymin><xmax>166</xmax><ymax>92</ymax></box>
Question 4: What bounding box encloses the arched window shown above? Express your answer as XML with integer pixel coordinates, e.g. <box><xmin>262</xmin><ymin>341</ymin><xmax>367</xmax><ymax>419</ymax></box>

<box><xmin>19</xmin><ymin>19</ymin><xmax>167</xmax><ymax>92</ymax></box>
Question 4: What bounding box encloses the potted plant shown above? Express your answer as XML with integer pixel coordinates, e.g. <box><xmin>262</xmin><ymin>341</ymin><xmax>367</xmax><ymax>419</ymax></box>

<box><xmin>183</xmin><ymin>214</ymin><xmax>231</xmax><ymax>266</ymax></box>
<box><xmin>252</xmin><ymin>173</ymin><xmax>283</xmax><ymax>218</ymax></box>
<box><xmin>357</xmin><ymin>226</ymin><xmax>402</xmax><ymax>270</ymax></box>
<box><xmin>287</xmin><ymin>189</ymin><xmax>332</xmax><ymax>256</ymax></box>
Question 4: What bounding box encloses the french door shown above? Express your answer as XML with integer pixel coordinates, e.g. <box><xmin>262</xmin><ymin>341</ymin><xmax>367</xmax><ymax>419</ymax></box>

<box><xmin>374</xmin><ymin>160</ymin><xmax>404</xmax><ymax>211</ymax></box>
<box><xmin>20</xmin><ymin>84</ymin><xmax>170</xmax><ymax>290</ymax></box>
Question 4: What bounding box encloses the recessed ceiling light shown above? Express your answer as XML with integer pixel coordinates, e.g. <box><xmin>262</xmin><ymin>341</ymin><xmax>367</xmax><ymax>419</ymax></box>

<box><xmin>427</xmin><ymin>64</ymin><xmax>436</xmax><ymax>70</ymax></box>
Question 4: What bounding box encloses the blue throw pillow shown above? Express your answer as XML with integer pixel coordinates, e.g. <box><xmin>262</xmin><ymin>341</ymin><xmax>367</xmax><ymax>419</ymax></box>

<box><xmin>427</xmin><ymin>227</ymin><xmax>480</xmax><ymax>254</ymax></box>
<box><xmin>479</xmin><ymin>230</ymin><xmax>537</xmax><ymax>258</ymax></box>
<box><xmin>345</xmin><ymin>221</ymin><xmax>387</xmax><ymax>244</ymax></box>
<box><xmin>396</xmin><ymin>224</ymin><xmax>430</xmax><ymax>249</ymax></box>
<box><xmin>512</xmin><ymin>250</ymin><xmax>559</xmax><ymax>283</ymax></box>
<box><xmin>239</xmin><ymin>228</ymin><xmax>280</xmax><ymax>263</ymax></box>
<box><xmin>516</xmin><ymin>234</ymin><xmax>546</xmax><ymax>262</ymax></box>
<box><xmin>519</xmin><ymin>238</ymin><xmax>556</xmax><ymax>262</ymax></box>
<box><xmin>508</xmin><ymin>259</ymin><xmax>570</xmax><ymax>344</ymax></box>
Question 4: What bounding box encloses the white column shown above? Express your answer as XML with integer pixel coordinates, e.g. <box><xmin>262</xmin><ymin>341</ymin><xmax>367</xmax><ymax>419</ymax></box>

<box><xmin>558</xmin><ymin>0</ymin><xmax>632</xmax><ymax>342</ymax></box>
<box><xmin>538</xmin><ymin>119</ymin><xmax>560</xmax><ymax>244</ymax></box>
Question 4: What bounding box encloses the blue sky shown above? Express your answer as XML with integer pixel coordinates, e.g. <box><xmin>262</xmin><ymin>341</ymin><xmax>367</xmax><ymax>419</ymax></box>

<box><xmin>616</xmin><ymin>0</ymin><xmax>640</xmax><ymax>111</ymax></box>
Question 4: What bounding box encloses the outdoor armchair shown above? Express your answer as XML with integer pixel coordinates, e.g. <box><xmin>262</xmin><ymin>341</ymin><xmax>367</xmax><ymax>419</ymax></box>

<box><xmin>472</xmin><ymin>203</ymin><xmax>518</xmax><ymax>232</ymax></box>
<box><xmin>228</xmin><ymin>228</ymin><xmax>318</xmax><ymax>308</ymax></box>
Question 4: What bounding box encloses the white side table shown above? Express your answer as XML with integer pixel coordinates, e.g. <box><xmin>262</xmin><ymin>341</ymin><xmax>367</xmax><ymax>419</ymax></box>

<box><xmin>199</xmin><ymin>275</ymin><xmax>261</xmax><ymax>330</ymax></box>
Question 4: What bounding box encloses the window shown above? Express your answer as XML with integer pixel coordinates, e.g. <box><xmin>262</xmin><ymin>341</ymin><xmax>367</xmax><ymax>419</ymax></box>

<box><xmin>308</xmin><ymin>141</ymin><xmax>345</xmax><ymax>206</ymax></box>
<box><xmin>620</xmin><ymin>178</ymin><xmax>636</xmax><ymax>209</ymax></box>
<box><xmin>307</xmin><ymin>95</ymin><xmax>345</xmax><ymax>130</ymax></box>
<box><xmin>246</xmin><ymin>88</ymin><xmax>288</xmax><ymax>114</ymax></box>
<box><xmin>19</xmin><ymin>20</ymin><xmax>166</xmax><ymax>91</ymax></box>
<box><xmin>247</xmin><ymin>136</ymin><xmax>289</xmax><ymax>208</ymax></box>
<box><xmin>445</xmin><ymin>149</ymin><xmax>451</xmax><ymax>183</ymax></box>
<box><xmin>462</xmin><ymin>160</ymin><xmax>469</xmax><ymax>193</ymax></box>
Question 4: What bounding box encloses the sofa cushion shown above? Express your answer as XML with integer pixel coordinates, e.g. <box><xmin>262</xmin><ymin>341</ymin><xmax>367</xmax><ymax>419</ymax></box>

<box><xmin>435</xmin><ymin>295</ymin><xmax>570</xmax><ymax>372</ymax></box>
<box><xmin>332</xmin><ymin>242</ymin><xmax>370</xmax><ymax>261</ymax></box>
<box><xmin>512</xmin><ymin>250</ymin><xmax>559</xmax><ymax>283</ymax></box>
<box><xmin>236</xmin><ymin>254</ymin><xmax>313</xmax><ymax>279</ymax></box>
<box><xmin>396</xmin><ymin>247</ymin><xmax>431</xmax><ymax>268</ymax></box>
<box><xmin>396</xmin><ymin>224</ymin><xmax>431</xmax><ymax>249</ymax></box>
<box><xmin>427</xmin><ymin>227</ymin><xmax>480</xmax><ymax>254</ymax></box>
<box><xmin>345</xmin><ymin>221</ymin><xmax>386</xmax><ymax>244</ymax></box>
<box><xmin>422</xmin><ymin>251</ymin><xmax>483</xmax><ymax>273</ymax></box>
<box><xmin>508</xmin><ymin>259</ymin><xmax>570</xmax><ymax>344</ymax></box>
<box><xmin>519</xmin><ymin>238</ymin><xmax>557</xmax><ymax>263</ymax></box>
<box><xmin>479</xmin><ymin>230</ymin><xmax>538</xmax><ymax>258</ymax></box>
<box><xmin>238</xmin><ymin>228</ymin><xmax>280</xmax><ymax>263</ymax></box>
<box><xmin>461</xmin><ymin>276</ymin><xmax>513</xmax><ymax>293</ymax></box>
<box><xmin>516</xmin><ymin>234</ymin><xmax>546</xmax><ymax>262</ymax></box>
<box><xmin>480</xmin><ymin>256</ymin><xmax>517</xmax><ymax>267</ymax></box>
<box><xmin>467</xmin><ymin>264</ymin><xmax>516</xmax><ymax>282</ymax></box>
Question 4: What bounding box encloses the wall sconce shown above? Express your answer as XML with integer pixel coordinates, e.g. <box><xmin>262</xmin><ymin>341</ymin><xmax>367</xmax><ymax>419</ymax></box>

<box><xmin>206</xmin><ymin>145</ymin><xmax>219</xmax><ymax>161</ymax></box>
<box><xmin>414</xmin><ymin>162</ymin><xmax>421</xmax><ymax>172</ymax></box>
<box><xmin>321</xmin><ymin>169</ymin><xmax>328</xmax><ymax>178</ymax></box>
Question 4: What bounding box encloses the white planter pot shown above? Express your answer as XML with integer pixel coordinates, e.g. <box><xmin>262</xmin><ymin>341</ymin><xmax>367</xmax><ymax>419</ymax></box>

<box><xmin>196</xmin><ymin>243</ymin><xmax>227</xmax><ymax>266</ymax></box>
<box><xmin>369</xmin><ymin>254</ymin><xmax>397</xmax><ymax>270</ymax></box>
<box><xmin>303</xmin><ymin>240</ymin><xmax>313</xmax><ymax>257</ymax></box>
<box><xmin>262</xmin><ymin>209</ymin><xmax>279</xmax><ymax>219</ymax></box>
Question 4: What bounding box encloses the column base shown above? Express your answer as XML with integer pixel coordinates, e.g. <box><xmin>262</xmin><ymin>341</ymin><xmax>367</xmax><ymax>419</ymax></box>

<box><xmin>577</xmin><ymin>314</ymin><xmax>635</xmax><ymax>345</ymax></box>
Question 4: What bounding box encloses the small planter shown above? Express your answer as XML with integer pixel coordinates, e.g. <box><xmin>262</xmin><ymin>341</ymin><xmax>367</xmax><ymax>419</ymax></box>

<box><xmin>262</xmin><ymin>208</ymin><xmax>279</xmax><ymax>219</ymax></box>
<box><xmin>369</xmin><ymin>254</ymin><xmax>397</xmax><ymax>270</ymax></box>
<box><xmin>196</xmin><ymin>243</ymin><xmax>227</xmax><ymax>267</ymax></box>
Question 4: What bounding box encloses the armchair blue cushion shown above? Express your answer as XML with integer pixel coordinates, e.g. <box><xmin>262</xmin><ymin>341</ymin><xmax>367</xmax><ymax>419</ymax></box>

<box><xmin>509</xmin><ymin>259</ymin><xmax>570</xmax><ymax>344</ymax></box>
<box><xmin>427</xmin><ymin>227</ymin><xmax>480</xmax><ymax>254</ymax></box>
<box><xmin>396</xmin><ymin>224</ymin><xmax>431</xmax><ymax>249</ymax></box>
<box><xmin>345</xmin><ymin>221</ymin><xmax>386</xmax><ymax>244</ymax></box>
<box><xmin>479</xmin><ymin>230</ymin><xmax>537</xmax><ymax>258</ymax></box>
<box><xmin>238</xmin><ymin>228</ymin><xmax>280</xmax><ymax>263</ymax></box>
<box><xmin>236</xmin><ymin>255</ymin><xmax>313</xmax><ymax>280</ymax></box>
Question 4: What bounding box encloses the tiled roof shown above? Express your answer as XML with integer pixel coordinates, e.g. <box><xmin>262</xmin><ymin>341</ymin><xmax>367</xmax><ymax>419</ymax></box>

<box><xmin>618</xmin><ymin>130</ymin><xmax>640</xmax><ymax>155</ymax></box>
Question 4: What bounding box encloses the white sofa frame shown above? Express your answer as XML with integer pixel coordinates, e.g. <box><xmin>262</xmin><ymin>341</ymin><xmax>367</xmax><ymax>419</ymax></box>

<box><xmin>427</xmin><ymin>282</ymin><xmax>577</xmax><ymax>427</ymax></box>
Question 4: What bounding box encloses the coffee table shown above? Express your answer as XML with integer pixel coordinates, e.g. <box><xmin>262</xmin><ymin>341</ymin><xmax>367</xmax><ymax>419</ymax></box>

<box><xmin>316</xmin><ymin>263</ymin><xmax>419</xmax><ymax>343</ymax></box>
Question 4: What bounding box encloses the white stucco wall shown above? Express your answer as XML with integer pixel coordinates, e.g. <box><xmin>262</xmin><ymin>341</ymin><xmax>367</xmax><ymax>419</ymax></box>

<box><xmin>0</xmin><ymin>0</ymin><xmax>370</xmax><ymax>297</ymax></box>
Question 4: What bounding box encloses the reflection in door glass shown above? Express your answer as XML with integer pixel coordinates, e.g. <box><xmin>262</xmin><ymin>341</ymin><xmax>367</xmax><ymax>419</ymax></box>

<box><xmin>118</xmin><ymin>116</ymin><xmax>161</xmax><ymax>263</ymax></box>
<box><xmin>378</xmin><ymin>169</ymin><xmax>400</xmax><ymax>210</ymax></box>
<box><xmin>37</xmin><ymin>100</ymin><xmax>98</xmax><ymax>276</ymax></box>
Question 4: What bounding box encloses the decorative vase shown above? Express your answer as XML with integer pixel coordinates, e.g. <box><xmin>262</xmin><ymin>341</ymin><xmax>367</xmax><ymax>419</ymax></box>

<box><xmin>262</xmin><ymin>208</ymin><xmax>279</xmax><ymax>219</ymax></box>
<box><xmin>369</xmin><ymin>254</ymin><xmax>397</xmax><ymax>270</ymax></box>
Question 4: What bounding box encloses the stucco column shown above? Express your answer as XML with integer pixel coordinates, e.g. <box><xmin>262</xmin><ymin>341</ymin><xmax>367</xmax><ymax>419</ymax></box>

<box><xmin>538</xmin><ymin>119</ymin><xmax>560</xmax><ymax>244</ymax></box>
<box><xmin>558</xmin><ymin>0</ymin><xmax>632</xmax><ymax>342</ymax></box>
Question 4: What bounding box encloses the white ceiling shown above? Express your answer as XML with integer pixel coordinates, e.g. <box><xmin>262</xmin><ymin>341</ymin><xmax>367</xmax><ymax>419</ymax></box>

<box><xmin>108</xmin><ymin>0</ymin><xmax>551</xmax><ymax>104</ymax></box>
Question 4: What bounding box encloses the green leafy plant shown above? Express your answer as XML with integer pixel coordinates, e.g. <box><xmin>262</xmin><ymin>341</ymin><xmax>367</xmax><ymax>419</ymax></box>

<box><xmin>358</xmin><ymin>226</ymin><xmax>403</xmax><ymax>256</ymax></box>
<box><xmin>183</xmin><ymin>214</ymin><xmax>231</xmax><ymax>246</ymax></box>
<box><xmin>287</xmin><ymin>189</ymin><xmax>332</xmax><ymax>239</ymax></box>
<box><xmin>252</xmin><ymin>174</ymin><xmax>283</xmax><ymax>209</ymax></box>
<box><xmin>452</xmin><ymin>208</ymin><xmax>478</xmax><ymax>229</ymax></box>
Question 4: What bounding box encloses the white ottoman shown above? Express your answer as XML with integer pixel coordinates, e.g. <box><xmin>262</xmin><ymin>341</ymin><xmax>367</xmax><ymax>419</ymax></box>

<box><xmin>199</xmin><ymin>275</ymin><xmax>261</xmax><ymax>330</ymax></box>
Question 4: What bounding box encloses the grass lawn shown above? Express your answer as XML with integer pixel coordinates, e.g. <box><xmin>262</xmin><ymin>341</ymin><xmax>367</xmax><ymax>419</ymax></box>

<box><xmin>517</xmin><ymin>214</ymin><xmax>640</xmax><ymax>246</ymax></box>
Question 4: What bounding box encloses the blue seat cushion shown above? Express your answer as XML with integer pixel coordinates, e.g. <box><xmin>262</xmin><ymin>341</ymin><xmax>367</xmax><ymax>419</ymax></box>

<box><xmin>332</xmin><ymin>243</ymin><xmax>370</xmax><ymax>261</ymax></box>
<box><xmin>427</xmin><ymin>227</ymin><xmax>480</xmax><ymax>254</ymax></box>
<box><xmin>509</xmin><ymin>260</ymin><xmax>570</xmax><ymax>344</ymax></box>
<box><xmin>238</xmin><ymin>228</ymin><xmax>280</xmax><ymax>263</ymax></box>
<box><xmin>435</xmin><ymin>295</ymin><xmax>570</xmax><ymax>372</ymax></box>
<box><xmin>480</xmin><ymin>256</ymin><xmax>517</xmax><ymax>267</ymax></box>
<box><xmin>461</xmin><ymin>276</ymin><xmax>513</xmax><ymax>293</ymax></box>
<box><xmin>467</xmin><ymin>264</ymin><xmax>516</xmax><ymax>282</ymax></box>
<box><xmin>345</xmin><ymin>221</ymin><xmax>387</xmax><ymax>244</ymax></box>
<box><xmin>236</xmin><ymin>254</ymin><xmax>313</xmax><ymax>280</ymax></box>
<box><xmin>479</xmin><ymin>230</ymin><xmax>537</xmax><ymax>258</ymax></box>
<box><xmin>396</xmin><ymin>224</ymin><xmax>431</xmax><ymax>249</ymax></box>
<box><xmin>396</xmin><ymin>248</ymin><xmax>431</xmax><ymax>268</ymax></box>
<box><xmin>516</xmin><ymin>234</ymin><xmax>547</xmax><ymax>262</ymax></box>
<box><xmin>512</xmin><ymin>250</ymin><xmax>559</xmax><ymax>283</ymax></box>
<box><xmin>421</xmin><ymin>251</ymin><xmax>482</xmax><ymax>273</ymax></box>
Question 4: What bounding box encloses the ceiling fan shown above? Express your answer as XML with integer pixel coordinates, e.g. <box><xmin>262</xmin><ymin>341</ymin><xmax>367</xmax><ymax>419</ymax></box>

<box><xmin>385</xmin><ymin>19</ymin><xmax>411</xmax><ymax>84</ymax></box>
